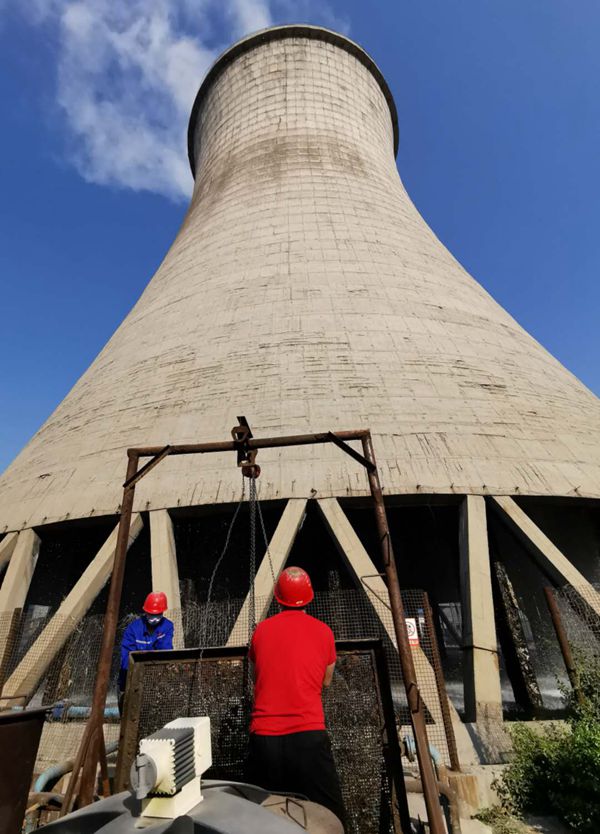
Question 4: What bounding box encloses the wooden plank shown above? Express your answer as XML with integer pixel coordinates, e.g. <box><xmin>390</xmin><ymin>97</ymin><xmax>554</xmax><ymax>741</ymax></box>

<box><xmin>227</xmin><ymin>499</ymin><xmax>307</xmax><ymax>646</ymax></box>
<box><xmin>459</xmin><ymin>496</ymin><xmax>502</xmax><ymax>722</ymax></box>
<box><xmin>1</xmin><ymin>514</ymin><xmax>143</xmax><ymax>701</ymax></box>
<box><xmin>316</xmin><ymin>497</ymin><xmax>479</xmax><ymax>766</ymax></box>
<box><xmin>490</xmin><ymin>496</ymin><xmax>600</xmax><ymax>616</ymax></box>
<box><xmin>149</xmin><ymin>510</ymin><xmax>184</xmax><ymax>649</ymax></box>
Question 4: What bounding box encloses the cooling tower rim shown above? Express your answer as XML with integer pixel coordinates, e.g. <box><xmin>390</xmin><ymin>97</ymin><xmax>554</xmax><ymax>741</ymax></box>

<box><xmin>187</xmin><ymin>24</ymin><xmax>399</xmax><ymax>178</ymax></box>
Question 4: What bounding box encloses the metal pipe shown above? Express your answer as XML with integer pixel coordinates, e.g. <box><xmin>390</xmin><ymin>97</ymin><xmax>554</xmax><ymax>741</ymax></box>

<box><xmin>402</xmin><ymin>735</ymin><xmax>442</xmax><ymax>767</ymax></box>
<box><xmin>422</xmin><ymin>592</ymin><xmax>460</xmax><ymax>771</ymax></box>
<box><xmin>26</xmin><ymin>792</ymin><xmax>64</xmax><ymax>806</ymax></box>
<box><xmin>71</xmin><ymin>424</ymin><xmax>440</xmax><ymax>816</ymax></box>
<box><xmin>77</xmin><ymin>451</ymin><xmax>139</xmax><ymax>806</ymax></box>
<box><xmin>361</xmin><ymin>432</ymin><xmax>446</xmax><ymax>834</ymax></box>
<box><xmin>49</xmin><ymin>703</ymin><xmax>120</xmax><ymax>721</ymax></box>
<box><xmin>132</xmin><ymin>429</ymin><xmax>369</xmax><ymax>458</ymax></box>
<box><xmin>34</xmin><ymin>741</ymin><xmax>119</xmax><ymax>794</ymax></box>
<box><xmin>544</xmin><ymin>586</ymin><xmax>583</xmax><ymax>706</ymax></box>
<box><xmin>124</xmin><ymin>445</ymin><xmax>171</xmax><ymax>488</ymax></box>
<box><xmin>34</xmin><ymin>763</ymin><xmax>73</xmax><ymax>795</ymax></box>
<box><xmin>60</xmin><ymin>717</ymin><xmax>91</xmax><ymax>815</ymax></box>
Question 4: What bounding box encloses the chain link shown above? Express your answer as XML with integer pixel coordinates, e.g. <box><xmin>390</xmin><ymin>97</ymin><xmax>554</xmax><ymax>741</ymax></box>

<box><xmin>195</xmin><ymin>474</ymin><xmax>246</xmax><ymax>697</ymax></box>
<box><xmin>256</xmin><ymin>481</ymin><xmax>276</xmax><ymax>585</ymax></box>
<box><xmin>248</xmin><ymin>476</ymin><xmax>257</xmax><ymax>644</ymax></box>
<box><xmin>191</xmin><ymin>471</ymin><xmax>274</xmax><ymax>699</ymax></box>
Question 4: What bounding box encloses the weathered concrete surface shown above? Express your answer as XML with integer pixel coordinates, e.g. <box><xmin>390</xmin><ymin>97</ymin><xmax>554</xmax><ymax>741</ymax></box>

<box><xmin>460</xmin><ymin>496</ymin><xmax>502</xmax><ymax>723</ymax></box>
<box><xmin>0</xmin><ymin>532</ymin><xmax>18</xmax><ymax>572</ymax></box>
<box><xmin>2</xmin><ymin>25</ymin><xmax>600</xmax><ymax>532</ymax></box>
<box><xmin>227</xmin><ymin>498</ymin><xmax>307</xmax><ymax>646</ymax></box>
<box><xmin>149</xmin><ymin>509</ymin><xmax>184</xmax><ymax>648</ymax></box>
<box><xmin>0</xmin><ymin>528</ymin><xmax>39</xmax><ymax>611</ymax></box>
<box><xmin>407</xmin><ymin>789</ymin><xmax>494</xmax><ymax>833</ymax></box>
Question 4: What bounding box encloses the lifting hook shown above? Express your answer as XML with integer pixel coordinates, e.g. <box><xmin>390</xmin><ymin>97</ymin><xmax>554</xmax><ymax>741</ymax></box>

<box><xmin>232</xmin><ymin>416</ymin><xmax>260</xmax><ymax>478</ymax></box>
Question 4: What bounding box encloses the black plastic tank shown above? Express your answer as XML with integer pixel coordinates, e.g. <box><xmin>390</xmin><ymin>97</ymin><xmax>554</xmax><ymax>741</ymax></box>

<box><xmin>0</xmin><ymin>707</ymin><xmax>48</xmax><ymax>834</ymax></box>
<box><xmin>39</xmin><ymin>782</ymin><xmax>343</xmax><ymax>833</ymax></box>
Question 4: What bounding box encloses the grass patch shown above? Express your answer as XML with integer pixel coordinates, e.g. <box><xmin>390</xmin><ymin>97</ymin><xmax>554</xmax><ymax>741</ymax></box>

<box><xmin>475</xmin><ymin>806</ymin><xmax>530</xmax><ymax>833</ymax></box>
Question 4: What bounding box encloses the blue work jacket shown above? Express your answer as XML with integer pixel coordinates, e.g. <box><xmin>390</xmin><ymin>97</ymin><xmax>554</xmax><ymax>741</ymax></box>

<box><xmin>118</xmin><ymin>616</ymin><xmax>174</xmax><ymax>690</ymax></box>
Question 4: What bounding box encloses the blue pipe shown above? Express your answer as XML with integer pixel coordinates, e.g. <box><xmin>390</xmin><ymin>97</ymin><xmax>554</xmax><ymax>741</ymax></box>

<box><xmin>34</xmin><ymin>740</ymin><xmax>119</xmax><ymax>793</ymax></box>
<box><xmin>48</xmin><ymin>702</ymin><xmax>120</xmax><ymax>721</ymax></box>
<box><xmin>402</xmin><ymin>735</ymin><xmax>442</xmax><ymax>766</ymax></box>
<box><xmin>34</xmin><ymin>762</ymin><xmax>74</xmax><ymax>794</ymax></box>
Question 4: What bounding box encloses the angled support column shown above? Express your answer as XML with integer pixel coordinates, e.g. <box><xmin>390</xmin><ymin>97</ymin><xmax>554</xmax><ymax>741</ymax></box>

<box><xmin>317</xmin><ymin>497</ymin><xmax>479</xmax><ymax>766</ymax></box>
<box><xmin>490</xmin><ymin>496</ymin><xmax>600</xmax><ymax>616</ymax></box>
<box><xmin>0</xmin><ymin>532</ymin><xmax>19</xmax><ymax>576</ymax></box>
<box><xmin>227</xmin><ymin>499</ymin><xmax>307</xmax><ymax>646</ymax></box>
<box><xmin>1</xmin><ymin>515</ymin><xmax>143</xmax><ymax>702</ymax></box>
<box><xmin>149</xmin><ymin>510</ymin><xmax>184</xmax><ymax>649</ymax></box>
<box><xmin>0</xmin><ymin>528</ymin><xmax>40</xmax><ymax>613</ymax></box>
<box><xmin>0</xmin><ymin>531</ymin><xmax>30</xmax><ymax>698</ymax></box>
<box><xmin>459</xmin><ymin>496</ymin><xmax>502</xmax><ymax>723</ymax></box>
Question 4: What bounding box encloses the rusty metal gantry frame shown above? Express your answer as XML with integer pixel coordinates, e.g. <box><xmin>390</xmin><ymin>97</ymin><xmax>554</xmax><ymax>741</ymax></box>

<box><xmin>69</xmin><ymin>422</ymin><xmax>447</xmax><ymax>834</ymax></box>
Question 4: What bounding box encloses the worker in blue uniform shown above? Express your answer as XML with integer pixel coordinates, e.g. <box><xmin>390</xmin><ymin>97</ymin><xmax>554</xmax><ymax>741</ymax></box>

<box><xmin>118</xmin><ymin>591</ymin><xmax>174</xmax><ymax>713</ymax></box>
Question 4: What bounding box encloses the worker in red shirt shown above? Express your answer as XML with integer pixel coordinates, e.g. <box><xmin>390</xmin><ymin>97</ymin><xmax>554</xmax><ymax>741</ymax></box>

<box><xmin>246</xmin><ymin>566</ymin><xmax>346</xmax><ymax>827</ymax></box>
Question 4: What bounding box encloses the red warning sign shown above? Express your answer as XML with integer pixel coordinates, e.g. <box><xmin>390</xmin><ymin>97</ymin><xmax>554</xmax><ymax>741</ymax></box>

<box><xmin>405</xmin><ymin>617</ymin><xmax>419</xmax><ymax>647</ymax></box>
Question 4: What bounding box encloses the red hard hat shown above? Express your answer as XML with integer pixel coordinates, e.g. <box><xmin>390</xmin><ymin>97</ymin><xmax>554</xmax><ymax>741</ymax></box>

<box><xmin>143</xmin><ymin>592</ymin><xmax>168</xmax><ymax>614</ymax></box>
<box><xmin>274</xmin><ymin>567</ymin><xmax>314</xmax><ymax>608</ymax></box>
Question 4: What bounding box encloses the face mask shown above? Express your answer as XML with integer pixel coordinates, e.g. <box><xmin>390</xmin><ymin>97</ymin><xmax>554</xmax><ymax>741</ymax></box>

<box><xmin>145</xmin><ymin>614</ymin><xmax>162</xmax><ymax>628</ymax></box>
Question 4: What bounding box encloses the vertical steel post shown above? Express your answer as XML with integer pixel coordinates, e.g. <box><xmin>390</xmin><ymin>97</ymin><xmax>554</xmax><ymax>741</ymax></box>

<box><xmin>544</xmin><ymin>586</ymin><xmax>583</xmax><ymax>706</ymax></box>
<box><xmin>422</xmin><ymin>592</ymin><xmax>460</xmax><ymax>771</ymax></box>
<box><xmin>361</xmin><ymin>433</ymin><xmax>446</xmax><ymax>834</ymax></box>
<box><xmin>77</xmin><ymin>452</ymin><xmax>139</xmax><ymax>806</ymax></box>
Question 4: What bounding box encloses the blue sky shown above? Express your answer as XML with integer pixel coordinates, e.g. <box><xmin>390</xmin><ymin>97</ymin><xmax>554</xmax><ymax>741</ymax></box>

<box><xmin>1</xmin><ymin>0</ymin><xmax>599</xmax><ymax>474</ymax></box>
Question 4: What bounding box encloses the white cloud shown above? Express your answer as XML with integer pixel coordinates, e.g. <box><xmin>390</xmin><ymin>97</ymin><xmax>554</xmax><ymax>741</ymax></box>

<box><xmin>227</xmin><ymin>0</ymin><xmax>272</xmax><ymax>37</ymax></box>
<box><xmin>8</xmin><ymin>0</ymin><xmax>348</xmax><ymax>202</ymax></box>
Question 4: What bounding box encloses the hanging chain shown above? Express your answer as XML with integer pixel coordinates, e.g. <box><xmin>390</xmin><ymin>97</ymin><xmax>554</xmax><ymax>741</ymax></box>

<box><xmin>203</xmin><ymin>474</ymin><xmax>246</xmax><ymax>646</ymax></box>
<box><xmin>256</xmin><ymin>481</ymin><xmax>276</xmax><ymax>585</ymax></box>
<box><xmin>193</xmin><ymin>475</ymin><xmax>246</xmax><ymax>702</ymax></box>
<box><xmin>248</xmin><ymin>475</ymin><xmax>258</xmax><ymax>644</ymax></box>
<box><xmin>192</xmin><ymin>470</ymin><xmax>274</xmax><ymax>703</ymax></box>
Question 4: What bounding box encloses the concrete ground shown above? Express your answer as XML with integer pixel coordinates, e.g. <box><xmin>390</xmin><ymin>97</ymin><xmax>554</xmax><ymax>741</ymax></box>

<box><xmin>471</xmin><ymin>811</ymin><xmax>573</xmax><ymax>834</ymax></box>
<box><xmin>407</xmin><ymin>791</ymin><xmax>493</xmax><ymax>833</ymax></box>
<box><xmin>406</xmin><ymin>791</ymin><xmax>572</xmax><ymax>834</ymax></box>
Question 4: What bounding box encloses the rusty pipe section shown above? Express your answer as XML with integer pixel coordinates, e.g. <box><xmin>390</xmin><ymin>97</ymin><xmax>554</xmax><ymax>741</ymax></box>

<box><xmin>544</xmin><ymin>587</ymin><xmax>584</xmax><ymax>706</ymax></box>
<box><xmin>422</xmin><ymin>592</ymin><xmax>460</xmax><ymax>771</ymax></box>
<box><xmin>131</xmin><ymin>429</ymin><xmax>370</xmax><ymax>459</ymax></box>
<box><xmin>361</xmin><ymin>434</ymin><xmax>447</xmax><ymax>834</ymax></box>
<box><xmin>76</xmin><ymin>452</ymin><xmax>139</xmax><ymax>807</ymax></box>
<box><xmin>72</xmin><ymin>424</ymin><xmax>448</xmax><ymax>831</ymax></box>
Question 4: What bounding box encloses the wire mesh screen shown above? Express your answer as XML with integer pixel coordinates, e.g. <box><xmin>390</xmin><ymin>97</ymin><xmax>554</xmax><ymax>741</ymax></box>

<box><xmin>555</xmin><ymin>584</ymin><xmax>600</xmax><ymax>661</ymax></box>
<box><xmin>117</xmin><ymin>642</ymin><xmax>401</xmax><ymax>834</ymax></box>
<box><xmin>0</xmin><ymin>609</ymin><xmax>129</xmax><ymax>774</ymax></box>
<box><xmin>0</xmin><ymin>587</ymin><xmax>456</xmax><ymax>786</ymax></box>
<box><xmin>276</xmin><ymin>589</ymin><xmax>455</xmax><ymax>767</ymax></box>
<box><xmin>180</xmin><ymin>589</ymin><xmax>456</xmax><ymax>767</ymax></box>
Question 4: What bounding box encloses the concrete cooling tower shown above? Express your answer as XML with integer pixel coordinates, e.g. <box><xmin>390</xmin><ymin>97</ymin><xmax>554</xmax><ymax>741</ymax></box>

<box><xmin>1</xmin><ymin>26</ymin><xmax>600</xmax><ymax>764</ymax></box>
